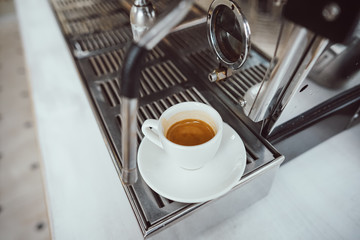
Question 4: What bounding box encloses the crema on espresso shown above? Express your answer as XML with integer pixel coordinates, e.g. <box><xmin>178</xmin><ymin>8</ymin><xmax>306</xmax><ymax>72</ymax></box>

<box><xmin>166</xmin><ymin>119</ymin><xmax>215</xmax><ymax>146</ymax></box>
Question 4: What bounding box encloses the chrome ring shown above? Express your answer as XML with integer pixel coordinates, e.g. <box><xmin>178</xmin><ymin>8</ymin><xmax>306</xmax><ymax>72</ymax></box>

<box><xmin>207</xmin><ymin>0</ymin><xmax>251</xmax><ymax>70</ymax></box>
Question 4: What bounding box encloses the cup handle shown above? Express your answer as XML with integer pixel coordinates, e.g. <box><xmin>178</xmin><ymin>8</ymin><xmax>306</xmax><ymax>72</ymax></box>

<box><xmin>141</xmin><ymin>119</ymin><xmax>163</xmax><ymax>149</ymax></box>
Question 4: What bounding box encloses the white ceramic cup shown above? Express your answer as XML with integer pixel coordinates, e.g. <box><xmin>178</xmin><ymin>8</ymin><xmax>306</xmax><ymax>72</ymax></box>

<box><xmin>141</xmin><ymin>102</ymin><xmax>223</xmax><ymax>170</ymax></box>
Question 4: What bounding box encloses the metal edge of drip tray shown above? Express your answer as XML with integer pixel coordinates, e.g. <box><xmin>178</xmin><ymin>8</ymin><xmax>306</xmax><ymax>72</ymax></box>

<box><xmin>48</xmin><ymin>0</ymin><xmax>285</xmax><ymax>238</ymax></box>
<box><xmin>147</xmin><ymin>156</ymin><xmax>284</xmax><ymax>239</ymax></box>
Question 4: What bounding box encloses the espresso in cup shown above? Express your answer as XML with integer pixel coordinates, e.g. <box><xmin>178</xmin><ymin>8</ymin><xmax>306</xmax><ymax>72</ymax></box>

<box><xmin>141</xmin><ymin>102</ymin><xmax>223</xmax><ymax>170</ymax></box>
<box><xmin>166</xmin><ymin>119</ymin><xmax>216</xmax><ymax>146</ymax></box>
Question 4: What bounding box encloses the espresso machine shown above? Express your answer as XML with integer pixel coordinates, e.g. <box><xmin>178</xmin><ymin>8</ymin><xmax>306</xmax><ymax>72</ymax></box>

<box><xmin>49</xmin><ymin>0</ymin><xmax>360</xmax><ymax>238</ymax></box>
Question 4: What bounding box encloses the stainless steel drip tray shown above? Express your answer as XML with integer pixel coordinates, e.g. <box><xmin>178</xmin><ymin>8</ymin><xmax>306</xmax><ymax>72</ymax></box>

<box><xmin>78</xmin><ymin>46</ymin><xmax>284</xmax><ymax>238</ymax></box>
<box><xmin>49</xmin><ymin>0</ymin><xmax>284</xmax><ymax>238</ymax></box>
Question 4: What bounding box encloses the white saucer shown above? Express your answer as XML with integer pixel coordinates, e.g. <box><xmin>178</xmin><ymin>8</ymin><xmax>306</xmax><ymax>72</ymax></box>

<box><xmin>137</xmin><ymin>123</ymin><xmax>246</xmax><ymax>203</ymax></box>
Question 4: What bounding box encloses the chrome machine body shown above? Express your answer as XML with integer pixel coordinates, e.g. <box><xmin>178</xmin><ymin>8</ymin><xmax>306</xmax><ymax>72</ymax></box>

<box><xmin>49</xmin><ymin>0</ymin><xmax>359</xmax><ymax>238</ymax></box>
<box><xmin>203</xmin><ymin>0</ymin><xmax>360</xmax><ymax>158</ymax></box>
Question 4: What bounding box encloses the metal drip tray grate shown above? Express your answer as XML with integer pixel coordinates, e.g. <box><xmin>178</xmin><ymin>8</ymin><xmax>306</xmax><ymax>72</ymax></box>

<box><xmin>87</xmin><ymin>45</ymin><xmax>165</xmax><ymax>76</ymax></box>
<box><xmin>75</xmin><ymin>27</ymin><xmax>133</xmax><ymax>52</ymax></box>
<box><xmin>50</xmin><ymin>0</ymin><xmax>283</xmax><ymax>237</ymax></box>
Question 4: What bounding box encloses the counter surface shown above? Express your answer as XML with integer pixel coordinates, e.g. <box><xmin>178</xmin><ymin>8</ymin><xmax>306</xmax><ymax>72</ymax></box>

<box><xmin>15</xmin><ymin>0</ymin><xmax>360</xmax><ymax>239</ymax></box>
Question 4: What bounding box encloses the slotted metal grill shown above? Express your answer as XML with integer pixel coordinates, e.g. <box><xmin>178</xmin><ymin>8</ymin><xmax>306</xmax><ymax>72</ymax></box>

<box><xmin>187</xmin><ymin>49</ymin><xmax>218</xmax><ymax>73</ymax></box>
<box><xmin>58</xmin><ymin>1</ymin><xmax>121</xmax><ymax>21</ymax></box>
<box><xmin>139</xmin><ymin>60</ymin><xmax>188</xmax><ymax>96</ymax></box>
<box><xmin>215</xmin><ymin>64</ymin><xmax>267</xmax><ymax>103</ymax></box>
<box><xmin>50</xmin><ymin>0</ymin><xmax>282</xmax><ymax>238</ymax></box>
<box><xmin>52</xmin><ymin>0</ymin><xmax>98</xmax><ymax>9</ymax></box>
<box><xmin>88</xmin><ymin>46</ymin><xmax>165</xmax><ymax>77</ymax></box>
<box><xmin>99</xmin><ymin>79</ymin><xmax>121</xmax><ymax>107</ymax></box>
<box><xmin>74</xmin><ymin>27</ymin><xmax>133</xmax><ymax>51</ymax></box>
<box><xmin>94</xmin><ymin>60</ymin><xmax>186</xmax><ymax>103</ymax></box>
<box><xmin>164</xmin><ymin>24</ymin><xmax>208</xmax><ymax>52</ymax></box>
<box><xmin>64</xmin><ymin>11</ymin><xmax>129</xmax><ymax>35</ymax></box>
<box><xmin>53</xmin><ymin>0</ymin><xmax>129</xmax><ymax>37</ymax></box>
